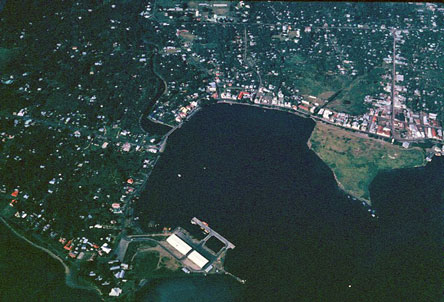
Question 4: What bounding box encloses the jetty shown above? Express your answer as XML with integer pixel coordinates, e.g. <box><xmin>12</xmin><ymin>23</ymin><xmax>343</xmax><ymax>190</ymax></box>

<box><xmin>116</xmin><ymin>217</ymin><xmax>245</xmax><ymax>283</ymax></box>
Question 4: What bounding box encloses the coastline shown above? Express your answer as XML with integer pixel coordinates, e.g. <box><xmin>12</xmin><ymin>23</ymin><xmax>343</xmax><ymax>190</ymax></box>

<box><xmin>0</xmin><ymin>99</ymin><xmax>371</xmax><ymax>300</ymax></box>
<box><xmin>149</xmin><ymin>99</ymin><xmax>375</xmax><ymax>207</ymax></box>
<box><xmin>217</xmin><ymin>100</ymin><xmax>374</xmax><ymax>205</ymax></box>
<box><xmin>330</xmin><ymin>168</ymin><xmax>372</xmax><ymax>206</ymax></box>
<box><xmin>0</xmin><ymin>216</ymin><xmax>103</xmax><ymax>299</ymax></box>
<box><xmin>3</xmin><ymin>97</ymin><xmax>429</xmax><ymax>300</ymax></box>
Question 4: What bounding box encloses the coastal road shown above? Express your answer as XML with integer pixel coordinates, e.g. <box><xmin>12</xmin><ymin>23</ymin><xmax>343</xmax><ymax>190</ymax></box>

<box><xmin>390</xmin><ymin>28</ymin><xmax>398</xmax><ymax>140</ymax></box>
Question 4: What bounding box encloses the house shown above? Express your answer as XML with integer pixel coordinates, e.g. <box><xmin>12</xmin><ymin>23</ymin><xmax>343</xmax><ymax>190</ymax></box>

<box><xmin>298</xmin><ymin>105</ymin><xmax>310</xmax><ymax>112</ymax></box>
<box><xmin>11</xmin><ymin>190</ymin><xmax>19</xmax><ymax>197</ymax></box>
<box><xmin>115</xmin><ymin>270</ymin><xmax>125</xmax><ymax>279</ymax></box>
<box><xmin>101</xmin><ymin>243</ymin><xmax>112</xmax><ymax>254</ymax></box>
<box><xmin>376</xmin><ymin>126</ymin><xmax>391</xmax><ymax>137</ymax></box>
<box><xmin>109</xmin><ymin>288</ymin><xmax>122</xmax><ymax>297</ymax></box>
<box><xmin>122</xmin><ymin>142</ymin><xmax>131</xmax><ymax>152</ymax></box>
<box><xmin>64</xmin><ymin>240</ymin><xmax>73</xmax><ymax>251</ymax></box>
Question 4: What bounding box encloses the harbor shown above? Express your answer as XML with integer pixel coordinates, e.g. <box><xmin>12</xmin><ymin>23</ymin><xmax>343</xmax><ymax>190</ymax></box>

<box><xmin>116</xmin><ymin>217</ymin><xmax>245</xmax><ymax>288</ymax></box>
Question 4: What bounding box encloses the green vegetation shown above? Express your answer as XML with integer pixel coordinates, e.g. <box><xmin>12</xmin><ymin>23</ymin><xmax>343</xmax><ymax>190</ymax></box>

<box><xmin>327</xmin><ymin>66</ymin><xmax>387</xmax><ymax>115</ymax></box>
<box><xmin>123</xmin><ymin>239</ymin><xmax>181</xmax><ymax>281</ymax></box>
<box><xmin>132</xmin><ymin>251</ymin><xmax>159</xmax><ymax>276</ymax></box>
<box><xmin>308</xmin><ymin>122</ymin><xmax>426</xmax><ymax>202</ymax></box>
<box><xmin>130</xmin><ymin>248</ymin><xmax>181</xmax><ymax>279</ymax></box>
<box><xmin>0</xmin><ymin>223</ymin><xmax>99</xmax><ymax>302</ymax></box>
<box><xmin>280</xmin><ymin>54</ymin><xmax>352</xmax><ymax>101</ymax></box>
<box><xmin>0</xmin><ymin>47</ymin><xmax>15</xmax><ymax>72</ymax></box>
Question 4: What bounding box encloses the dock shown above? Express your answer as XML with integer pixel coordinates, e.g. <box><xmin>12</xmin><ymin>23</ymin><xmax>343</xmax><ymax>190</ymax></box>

<box><xmin>116</xmin><ymin>217</ymin><xmax>245</xmax><ymax>284</ymax></box>
<box><xmin>191</xmin><ymin>217</ymin><xmax>235</xmax><ymax>250</ymax></box>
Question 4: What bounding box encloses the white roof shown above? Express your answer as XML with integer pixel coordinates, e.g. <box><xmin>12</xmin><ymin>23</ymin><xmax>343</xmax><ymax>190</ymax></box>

<box><xmin>187</xmin><ymin>250</ymin><xmax>209</xmax><ymax>269</ymax></box>
<box><xmin>109</xmin><ymin>288</ymin><xmax>122</xmax><ymax>297</ymax></box>
<box><xmin>166</xmin><ymin>234</ymin><xmax>192</xmax><ymax>256</ymax></box>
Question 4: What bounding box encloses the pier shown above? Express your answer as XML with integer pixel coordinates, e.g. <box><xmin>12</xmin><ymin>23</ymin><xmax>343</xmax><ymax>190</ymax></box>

<box><xmin>116</xmin><ymin>217</ymin><xmax>245</xmax><ymax>283</ymax></box>
<box><xmin>191</xmin><ymin>217</ymin><xmax>235</xmax><ymax>250</ymax></box>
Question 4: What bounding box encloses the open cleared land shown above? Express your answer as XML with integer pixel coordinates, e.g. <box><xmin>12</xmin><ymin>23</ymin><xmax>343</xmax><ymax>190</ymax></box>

<box><xmin>308</xmin><ymin>122</ymin><xmax>426</xmax><ymax>203</ymax></box>
<box><xmin>282</xmin><ymin>60</ymin><xmax>347</xmax><ymax>98</ymax></box>
<box><xmin>326</xmin><ymin>66</ymin><xmax>387</xmax><ymax>115</ymax></box>
<box><xmin>129</xmin><ymin>244</ymin><xmax>181</xmax><ymax>279</ymax></box>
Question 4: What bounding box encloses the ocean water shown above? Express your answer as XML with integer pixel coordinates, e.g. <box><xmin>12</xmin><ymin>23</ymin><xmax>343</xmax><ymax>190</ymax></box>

<box><xmin>135</xmin><ymin>103</ymin><xmax>444</xmax><ymax>302</ymax></box>
<box><xmin>1</xmin><ymin>103</ymin><xmax>442</xmax><ymax>302</ymax></box>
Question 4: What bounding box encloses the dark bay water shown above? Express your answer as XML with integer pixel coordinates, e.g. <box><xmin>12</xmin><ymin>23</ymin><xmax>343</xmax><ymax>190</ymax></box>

<box><xmin>135</xmin><ymin>103</ymin><xmax>444</xmax><ymax>302</ymax></box>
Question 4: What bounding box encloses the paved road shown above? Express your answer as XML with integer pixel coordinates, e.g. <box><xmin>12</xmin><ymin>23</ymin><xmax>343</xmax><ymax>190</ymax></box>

<box><xmin>390</xmin><ymin>28</ymin><xmax>398</xmax><ymax>140</ymax></box>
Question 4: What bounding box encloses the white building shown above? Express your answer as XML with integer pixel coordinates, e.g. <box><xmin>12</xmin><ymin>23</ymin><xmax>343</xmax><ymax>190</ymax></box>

<box><xmin>187</xmin><ymin>250</ymin><xmax>208</xmax><ymax>269</ymax></box>
<box><xmin>109</xmin><ymin>288</ymin><xmax>122</xmax><ymax>297</ymax></box>
<box><xmin>166</xmin><ymin>234</ymin><xmax>192</xmax><ymax>256</ymax></box>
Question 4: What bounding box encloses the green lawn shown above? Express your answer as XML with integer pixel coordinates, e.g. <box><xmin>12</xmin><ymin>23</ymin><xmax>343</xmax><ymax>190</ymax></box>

<box><xmin>282</xmin><ymin>58</ymin><xmax>349</xmax><ymax>99</ymax></box>
<box><xmin>308</xmin><ymin>123</ymin><xmax>426</xmax><ymax>203</ymax></box>
<box><xmin>132</xmin><ymin>251</ymin><xmax>159</xmax><ymax>276</ymax></box>
<box><xmin>326</xmin><ymin>66</ymin><xmax>387</xmax><ymax>115</ymax></box>
<box><xmin>130</xmin><ymin>248</ymin><xmax>181</xmax><ymax>279</ymax></box>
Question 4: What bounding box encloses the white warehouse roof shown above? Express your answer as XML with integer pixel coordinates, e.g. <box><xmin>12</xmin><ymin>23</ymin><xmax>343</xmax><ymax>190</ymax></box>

<box><xmin>187</xmin><ymin>250</ymin><xmax>209</xmax><ymax>269</ymax></box>
<box><xmin>166</xmin><ymin>234</ymin><xmax>192</xmax><ymax>256</ymax></box>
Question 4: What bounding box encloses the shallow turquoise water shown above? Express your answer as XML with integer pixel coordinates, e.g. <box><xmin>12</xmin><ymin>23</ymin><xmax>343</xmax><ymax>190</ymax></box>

<box><xmin>137</xmin><ymin>276</ymin><xmax>241</xmax><ymax>302</ymax></box>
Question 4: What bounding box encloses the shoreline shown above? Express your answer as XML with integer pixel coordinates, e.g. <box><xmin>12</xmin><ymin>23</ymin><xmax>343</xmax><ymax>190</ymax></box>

<box><xmin>330</xmin><ymin>168</ymin><xmax>372</xmax><ymax>206</ymax></box>
<box><xmin>2</xmin><ymin>99</ymin><xmax>426</xmax><ymax>300</ymax></box>
<box><xmin>0</xmin><ymin>99</ymin><xmax>378</xmax><ymax>300</ymax></box>
<box><xmin>0</xmin><ymin>217</ymin><xmax>103</xmax><ymax>299</ymax></box>
<box><xmin>217</xmin><ymin>100</ymin><xmax>374</xmax><ymax>205</ymax></box>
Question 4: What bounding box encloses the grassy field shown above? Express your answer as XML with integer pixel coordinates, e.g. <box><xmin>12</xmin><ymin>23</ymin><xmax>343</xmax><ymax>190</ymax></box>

<box><xmin>282</xmin><ymin>57</ymin><xmax>350</xmax><ymax>99</ymax></box>
<box><xmin>308</xmin><ymin>122</ymin><xmax>426</xmax><ymax>203</ymax></box>
<box><xmin>130</xmin><ymin>244</ymin><xmax>182</xmax><ymax>279</ymax></box>
<box><xmin>326</xmin><ymin>66</ymin><xmax>387</xmax><ymax>115</ymax></box>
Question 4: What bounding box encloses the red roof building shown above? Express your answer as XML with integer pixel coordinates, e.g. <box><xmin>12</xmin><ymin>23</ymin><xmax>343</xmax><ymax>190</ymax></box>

<box><xmin>64</xmin><ymin>240</ymin><xmax>73</xmax><ymax>251</ymax></box>
<box><xmin>432</xmin><ymin>128</ymin><xmax>437</xmax><ymax>138</ymax></box>
<box><xmin>298</xmin><ymin>105</ymin><xmax>310</xmax><ymax>112</ymax></box>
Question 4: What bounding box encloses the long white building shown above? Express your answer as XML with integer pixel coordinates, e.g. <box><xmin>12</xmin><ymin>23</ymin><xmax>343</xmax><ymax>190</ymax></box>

<box><xmin>166</xmin><ymin>234</ymin><xmax>192</xmax><ymax>256</ymax></box>
<box><xmin>187</xmin><ymin>250</ymin><xmax>209</xmax><ymax>269</ymax></box>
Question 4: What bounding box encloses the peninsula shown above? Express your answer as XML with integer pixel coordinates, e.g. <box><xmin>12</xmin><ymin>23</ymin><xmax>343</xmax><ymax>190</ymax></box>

<box><xmin>308</xmin><ymin>122</ymin><xmax>426</xmax><ymax>203</ymax></box>
<box><xmin>1</xmin><ymin>1</ymin><xmax>444</xmax><ymax>301</ymax></box>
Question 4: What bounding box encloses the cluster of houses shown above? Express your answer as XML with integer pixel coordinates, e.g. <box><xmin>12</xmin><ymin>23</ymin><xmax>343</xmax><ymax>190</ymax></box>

<box><xmin>104</xmin><ymin>259</ymin><xmax>130</xmax><ymax>297</ymax></box>
<box><xmin>3</xmin><ymin>3</ymin><xmax>444</xmax><ymax>300</ymax></box>
<box><xmin>217</xmin><ymin>79</ymin><xmax>443</xmax><ymax>146</ymax></box>
<box><xmin>174</xmin><ymin>101</ymin><xmax>199</xmax><ymax>123</ymax></box>
<box><xmin>4</xmin><ymin>144</ymin><xmax>156</xmax><ymax>294</ymax></box>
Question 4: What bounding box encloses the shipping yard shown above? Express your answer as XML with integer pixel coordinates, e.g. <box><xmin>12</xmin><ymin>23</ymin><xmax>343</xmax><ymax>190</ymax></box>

<box><xmin>115</xmin><ymin>217</ymin><xmax>243</xmax><ymax>293</ymax></box>
<box><xmin>1</xmin><ymin>2</ymin><xmax>444</xmax><ymax>301</ymax></box>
